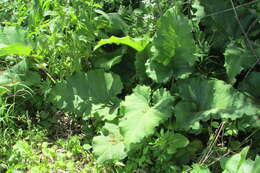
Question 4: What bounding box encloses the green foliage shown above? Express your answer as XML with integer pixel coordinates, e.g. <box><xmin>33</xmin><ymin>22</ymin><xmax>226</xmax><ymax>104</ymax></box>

<box><xmin>151</xmin><ymin>7</ymin><xmax>196</xmax><ymax>66</ymax></box>
<box><xmin>190</xmin><ymin>164</ymin><xmax>211</xmax><ymax>173</ymax></box>
<box><xmin>1</xmin><ymin>0</ymin><xmax>260</xmax><ymax>172</ymax></box>
<box><xmin>50</xmin><ymin>69</ymin><xmax>123</xmax><ymax>118</ymax></box>
<box><xmin>224</xmin><ymin>41</ymin><xmax>259</xmax><ymax>83</ymax></box>
<box><xmin>221</xmin><ymin>147</ymin><xmax>260</xmax><ymax>173</ymax></box>
<box><xmin>0</xmin><ymin>26</ymin><xmax>32</xmax><ymax>56</ymax></box>
<box><xmin>153</xmin><ymin>131</ymin><xmax>189</xmax><ymax>154</ymax></box>
<box><xmin>144</xmin><ymin>7</ymin><xmax>197</xmax><ymax>83</ymax></box>
<box><xmin>94</xmin><ymin>36</ymin><xmax>149</xmax><ymax>51</ymax></box>
<box><xmin>119</xmin><ymin>86</ymin><xmax>174</xmax><ymax>147</ymax></box>
<box><xmin>239</xmin><ymin>72</ymin><xmax>260</xmax><ymax>100</ymax></box>
<box><xmin>91</xmin><ymin>46</ymin><xmax>128</xmax><ymax>70</ymax></box>
<box><xmin>93</xmin><ymin>123</ymin><xmax>127</xmax><ymax>163</ymax></box>
<box><xmin>173</xmin><ymin>77</ymin><xmax>260</xmax><ymax>131</ymax></box>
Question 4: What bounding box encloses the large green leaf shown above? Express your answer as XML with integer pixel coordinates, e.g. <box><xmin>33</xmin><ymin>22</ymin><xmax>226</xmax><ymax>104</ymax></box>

<box><xmin>0</xmin><ymin>26</ymin><xmax>32</xmax><ymax>56</ymax></box>
<box><xmin>145</xmin><ymin>8</ymin><xmax>196</xmax><ymax>83</ymax></box>
<box><xmin>224</xmin><ymin>42</ymin><xmax>258</xmax><ymax>83</ymax></box>
<box><xmin>94</xmin><ymin>36</ymin><xmax>149</xmax><ymax>52</ymax></box>
<box><xmin>119</xmin><ymin>86</ymin><xmax>174</xmax><ymax>147</ymax></box>
<box><xmin>50</xmin><ymin>70</ymin><xmax>123</xmax><ymax>117</ymax></box>
<box><xmin>173</xmin><ymin>77</ymin><xmax>260</xmax><ymax>131</ymax></box>
<box><xmin>151</xmin><ymin>8</ymin><xmax>196</xmax><ymax>66</ymax></box>
<box><xmin>93</xmin><ymin>123</ymin><xmax>127</xmax><ymax>163</ymax></box>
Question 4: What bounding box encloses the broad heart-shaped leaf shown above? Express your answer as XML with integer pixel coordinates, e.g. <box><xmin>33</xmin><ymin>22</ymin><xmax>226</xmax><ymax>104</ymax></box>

<box><xmin>94</xmin><ymin>36</ymin><xmax>149</xmax><ymax>52</ymax></box>
<box><xmin>145</xmin><ymin>8</ymin><xmax>196</xmax><ymax>83</ymax></box>
<box><xmin>0</xmin><ymin>26</ymin><xmax>32</xmax><ymax>56</ymax></box>
<box><xmin>151</xmin><ymin>8</ymin><xmax>196</xmax><ymax>66</ymax></box>
<box><xmin>50</xmin><ymin>70</ymin><xmax>123</xmax><ymax>117</ymax></box>
<box><xmin>224</xmin><ymin>42</ymin><xmax>259</xmax><ymax>83</ymax></box>
<box><xmin>119</xmin><ymin>85</ymin><xmax>174</xmax><ymax>147</ymax></box>
<box><xmin>239</xmin><ymin>72</ymin><xmax>260</xmax><ymax>101</ymax></box>
<box><xmin>93</xmin><ymin>123</ymin><xmax>127</xmax><ymax>163</ymax></box>
<box><xmin>173</xmin><ymin>77</ymin><xmax>260</xmax><ymax>131</ymax></box>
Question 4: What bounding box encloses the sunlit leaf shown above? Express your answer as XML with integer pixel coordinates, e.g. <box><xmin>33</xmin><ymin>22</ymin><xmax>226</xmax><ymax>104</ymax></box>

<box><xmin>119</xmin><ymin>86</ymin><xmax>174</xmax><ymax>147</ymax></box>
<box><xmin>151</xmin><ymin>8</ymin><xmax>196</xmax><ymax>66</ymax></box>
<box><xmin>93</xmin><ymin>123</ymin><xmax>127</xmax><ymax>163</ymax></box>
<box><xmin>0</xmin><ymin>26</ymin><xmax>32</xmax><ymax>56</ymax></box>
<box><xmin>94</xmin><ymin>36</ymin><xmax>149</xmax><ymax>51</ymax></box>
<box><xmin>221</xmin><ymin>147</ymin><xmax>255</xmax><ymax>173</ymax></box>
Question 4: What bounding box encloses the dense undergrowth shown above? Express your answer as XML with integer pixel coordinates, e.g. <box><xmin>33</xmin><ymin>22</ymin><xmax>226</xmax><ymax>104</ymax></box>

<box><xmin>0</xmin><ymin>0</ymin><xmax>260</xmax><ymax>172</ymax></box>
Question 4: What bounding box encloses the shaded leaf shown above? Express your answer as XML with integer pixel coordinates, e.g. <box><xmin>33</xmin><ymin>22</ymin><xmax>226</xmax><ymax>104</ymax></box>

<box><xmin>224</xmin><ymin>42</ymin><xmax>258</xmax><ymax>83</ymax></box>
<box><xmin>134</xmin><ymin>44</ymin><xmax>151</xmax><ymax>83</ymax></box>
<box><xmin>91</xmin><ymin>98</ymin><xmax>120</xmax><ymax>121</ymax></box>
<box><xmin>200</xmin><ymin>0</ymin><xmax>254</xmax><ymax>39</ymax></box>
<box><xmin>154</xmin><ymin>132</ymin><xmax>189</xmax><ymax>154</ymax></box>
<box><xmin>95</xmin><ymin>10</ymin><xmax>129</xmax><ymax>35</ymax></box>
<box><xmin>173</xmin><ymin>77</ymin><xmax>260</xmax><ymax>131</ymax></box>
<box><xmin>50</xmin><ymin>70</ymin><xmax>123</xmax><ymax>117</ymax></box>
<box><xmin>239</xmin><ymin>72</ymin><xmax>260</xmax><ymax>100</ymax></box>
<box><xmin>146</xmin><ymin>59</ymin><xmax>174</xmax><ymax>84</ymax></box>
<box><xmin>91</xmin><ymin>47</ymin><xmax>127</xmax><ymax>70</ymax></box>
<box><xmin>0</xmin><ymin>58</ymin><xmax>40</xmax><ymax>87</ymax></box>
